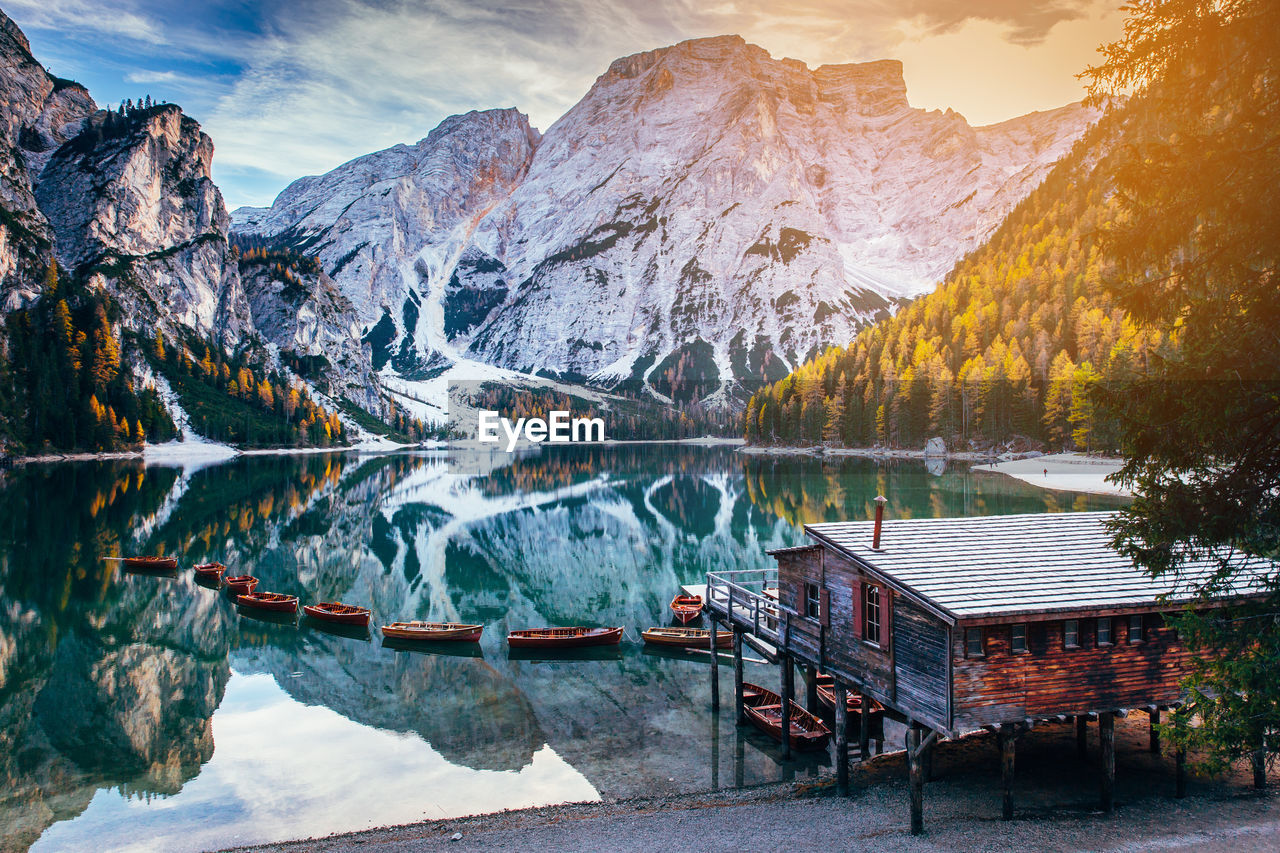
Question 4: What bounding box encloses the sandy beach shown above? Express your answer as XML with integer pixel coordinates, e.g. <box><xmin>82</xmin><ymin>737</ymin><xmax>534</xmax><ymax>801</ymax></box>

<box><xmin>980</xmin><ymin>452</ymin><xmax>1130</xmax><ymax>497</ymax></box>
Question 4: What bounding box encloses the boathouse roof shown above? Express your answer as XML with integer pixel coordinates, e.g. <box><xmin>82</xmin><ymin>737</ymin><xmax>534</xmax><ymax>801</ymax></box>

<box><xmin>804</xmin><ymin>511</ymin><xmax>1270</xmax><ymax>620</ymax></box>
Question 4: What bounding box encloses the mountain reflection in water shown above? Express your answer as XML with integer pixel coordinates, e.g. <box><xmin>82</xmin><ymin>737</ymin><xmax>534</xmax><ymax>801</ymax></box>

<box><xmin>0</xmin><ymin>446</ymin><xmax>1124</xmax><ymax>851</ymax></box>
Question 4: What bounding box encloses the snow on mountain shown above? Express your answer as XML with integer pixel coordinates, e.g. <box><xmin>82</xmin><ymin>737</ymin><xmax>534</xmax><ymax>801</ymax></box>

<box><xmin>234</xmin><ymin>35</ymin><xmax>1098</xmax><ymax>405</ymax></box>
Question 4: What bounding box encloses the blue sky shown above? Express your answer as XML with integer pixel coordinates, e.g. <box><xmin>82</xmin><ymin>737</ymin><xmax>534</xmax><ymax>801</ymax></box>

<box><xmin>8</xmin><ymin>0</ymin><xmax>1124</xmax><ymax>211</ymax></box>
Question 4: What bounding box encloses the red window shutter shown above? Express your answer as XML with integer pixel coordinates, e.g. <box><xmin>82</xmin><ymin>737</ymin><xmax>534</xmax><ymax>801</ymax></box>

<box><xmin>820</xmin><ymin>588</ymin><xmax>830</xmax><ymax>627</ymax></box>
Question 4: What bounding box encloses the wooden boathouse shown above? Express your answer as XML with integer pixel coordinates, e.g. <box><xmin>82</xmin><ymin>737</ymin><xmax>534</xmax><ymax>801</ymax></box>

<box><xmin>704</xmin><ymin>508</ymin><xmax>1268</xmax><ymax>834</ymax></box>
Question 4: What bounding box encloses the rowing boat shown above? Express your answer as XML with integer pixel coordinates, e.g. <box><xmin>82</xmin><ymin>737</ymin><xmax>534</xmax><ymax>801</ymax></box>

<box><xmin>192</xmin><ymin>562</ymin><xmax>227</xmax><ymax>580</ymax></box>
<box><xmin>237</xmin><ymin>591</ymin><xmax>299</xmax><ymax>613</ymax></box>
<box><xmin>507</xmin><ymin>626</ymin><xmax>623</xmax><ymax>648</ymax></box>
<box><xmin>741</xmin><ymin>681</ymin><xmax>831</xmax><ymax>751</ymax></box>
<box><xmin>303</xmin><ymin>602</ymin><xmax>371</xmax><ymax>626</ymax></box>
<box><xmin>122</xmin><ymin>555</ymin><xmax>178</xmax><ymax>571</ymax></box>
<box><xmin>641</xmin><ymin>626</ymin><xmax>731</xmax><ymax>649</ymax></box>
<box><xmin>380</xmin><ymin>621</ymin><xmax>482</xmax><ymax>642</ymax></box>
<box><xmin>815</xmin><ymin>673</ymin><xmax>883</xmax><ymax>716</ymax></box>
<box><xmin>224</xmin><ymin>575</ymin><xmax>258</xmax><ymax>595</ymax></box>
<box><xmin>669</xmin><ymin>593</ymin><xmax>703</xmax><ymax>623</ymax></box>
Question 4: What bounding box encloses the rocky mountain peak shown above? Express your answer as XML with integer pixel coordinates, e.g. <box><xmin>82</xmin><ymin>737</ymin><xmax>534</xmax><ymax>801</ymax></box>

<box><xmin>235</xmin><ymin>35</ymin><xmax>1099</xmax><ymax>410</ymax></box>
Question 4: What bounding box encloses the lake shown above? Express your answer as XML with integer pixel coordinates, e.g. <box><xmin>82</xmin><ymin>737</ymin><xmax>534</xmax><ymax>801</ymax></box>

<box><xmin>0</xmin><ymin>446</ymin><xmax>1125</xmax><ymax>851</ymax></box>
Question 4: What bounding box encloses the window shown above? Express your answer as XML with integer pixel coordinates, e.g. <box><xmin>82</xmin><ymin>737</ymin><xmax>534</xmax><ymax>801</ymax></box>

<box><xmin>1129</xmin><ymin>613</ymin><xmax>1144</xmax><ymax>643</ymax></box>
<box><xmin>1097</xmin><ymin>617</ymin><xmax>1112</xmax><ymax>646</ymax></box>
<box><xmin>1064</xmin><ymin>619</ymin><xmax>1079</xmax><ymax>648</ymax></box>
<box><xmin>861</xmin><ymin>583</ymin><xmax>881</xmax><ymax>645</ymax></box>
<box><xmin>805</xmin><ymin>583</ymin><xmax>821</xmax><ymax>620</ymax></box>
<box><xmin>1011</xmin><ymin>623</ymin><xmax>1028</xmax><ymax>654</ymax></box>
<box><xmin>966</xmin><ymin>627</ymin><xmax>984</xmax><ymax>657</ymax></box>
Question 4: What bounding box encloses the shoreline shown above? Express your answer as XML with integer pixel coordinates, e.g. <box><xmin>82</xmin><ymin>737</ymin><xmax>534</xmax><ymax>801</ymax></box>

<box><xmin>738</xmin><ymin>444</ymin><xmax>999</xmax><ymax>461</ymax></box>
<box><xmin>735</xmin><ymin>445</ymin><xmax>1130</xmax><ymax>498</ymax></box>
<box><xmin>2</xmin><ymin>436</ymin><xmax>745</xmax><ymax>466</ymax></box>
<box><xmin>227</xmin><ymin>716</ymin><xmax>1277</xmax><ymax>853</ymax></box>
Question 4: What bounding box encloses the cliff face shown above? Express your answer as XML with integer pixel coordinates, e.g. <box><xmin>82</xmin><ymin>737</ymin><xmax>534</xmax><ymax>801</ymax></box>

<box><xmin>36</xmin><ymin>105</ymin><xmax>251</xmax><ymax>344</ymax></box>
<box><xmin>0</xmin><ymin>9</ymin><xmax>385</xmax><ymax>427</ymax></box>
<box><xmin>239</xmin><ymin>259</ymin><xmax>382</xmax><ymax>412</ymax></box>
<box><xmin>235</xmin><ymin>36</ymin><xmax>1097</xmax><ymax>402</ymax></box>
<box><xmin>0</xmin><ymin>11</ymin><xmax>94</xmax><ymax>309</ymax></box>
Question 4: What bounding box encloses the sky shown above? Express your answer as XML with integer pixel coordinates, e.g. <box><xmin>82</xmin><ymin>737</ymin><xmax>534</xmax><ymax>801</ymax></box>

<box><xmin>8</xmin><ymin>0</ymin><xmax>1126</xmax><ymax>211</ymax></box>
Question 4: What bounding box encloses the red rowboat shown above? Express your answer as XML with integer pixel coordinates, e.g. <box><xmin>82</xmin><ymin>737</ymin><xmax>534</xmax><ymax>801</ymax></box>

<box><xmin>815</xmin><ymin>674</ymin><xmax>883</xmax><ymax>716</ymax></box>
<box><xmin>225</xmin><ymin>575</ymin><xmax>258</xmax><ymax>595</ymax></box>
<box><xmin>381</xmin><ymin>622</ymin><xmax>483</xmax><ymax>642</ymax></box>
<box><xmin>507</xmin><ymin>626</ymin><xmax>623</xmax><ymax>648</ymax></box>
<box><xmin>193</xmin><ymin>562</ymin><xmax>227</xmax><ymax>579</ymax></box>
<box><xmin>237</xmin><ymin>592</ymin><xmax>299</xmax><ymax>613</ymax></box>
<box><xmin>741</xmin><ymin>682</ymin><xmax>831</xmax><ymax>751</ymax></box>
<box><xmin>303</xmin><ymin>602</ymin><xmax>371</xmax><ymax>626</ymax></box>
<box><xmin>641</xmin><ymin>627</ymin><xmax>731</xmax><ymax>649</ymax></box>
<box><xmin>123</xmin><ymin>556</ymin><xmax>178</xmax><ymax>571</ymax></box>
<box><xmin>670</xmin><ymin>593</ymin><xmax>702</xmax><ymax>623</ymax></box>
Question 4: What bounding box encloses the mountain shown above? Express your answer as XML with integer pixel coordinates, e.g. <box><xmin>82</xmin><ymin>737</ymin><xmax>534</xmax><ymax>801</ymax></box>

<box><xmin>743</xmin><ymin>97</ymin><xmax>1162</xmax><ymax>453</ymax></box>
<box><xmin>234</xmin><ymin>35</ymin><xmax>1098</xmax><ymax>405</ymax></box>
<box><xmin>0</xmin><ymin>10</ymin><xmax>392</xmax><ymax>454</ymax></box>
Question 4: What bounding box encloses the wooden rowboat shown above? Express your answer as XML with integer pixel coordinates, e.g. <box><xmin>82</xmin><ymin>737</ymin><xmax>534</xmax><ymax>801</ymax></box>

<box><xmin>303</xmin><ymin>602</ymin><xmax>371</xmax><ymax>626</ymax></box>
<box><xmin>741</xmin><ymin>681</ymin><xmax>831</xmax><ymax>751</ymax></box>
<box><xmin>507</xmin><ymin>626</ymin><xmax>623</xmax><ymax>648</ymax></box>
<box><xmin>193</xmin><ymin>562</ymin><xmax>227</xmax><ymax>579</ymax></box>
<box><xmin>642</xmin><ymin>627</ymin><xmax>732</xmax><ymax>649</ymax></box>
<box><xmin>670</xmin><ymin>593</ymin><xmax>703</xmax><ymax>623</ymax></box>
<box><xmin>123</xmin><ymin>555</ymin><xmax>178</xmax><ymax>571</ymax></box>
<box><xmin>237</xmin><ymin>591</ymin><xmax>299</xmax><ymax>613</ymax></box>
<box><xmin>815</xmin><ymin>673</ymin><xmax>883</xmax><ymax>716</ymax></box>
<box><xmin>224</xmin><ymin>575</ymin><xmax>258</xmax><ymax>595</ymax></box>
<box><xmin>381</xmin><ymin>621</ymin><xmax>483</xmax><ymax>642</ymax></box>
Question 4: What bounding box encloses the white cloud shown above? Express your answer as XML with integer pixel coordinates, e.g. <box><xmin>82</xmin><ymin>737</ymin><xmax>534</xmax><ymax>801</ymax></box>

<box><xmin>190</xmin><ymin>0</ymin><xmax>1126</xmax><ymax>209</ymax></box>
<box><xmin>124</xmin><ymin>69</ymin><xmax>179</xmax><ymax>83</ymax></box>
<box><xmin>3</xmin><ymin>0</ymin><xmax>166</xmax><ymax>44</ymax></box>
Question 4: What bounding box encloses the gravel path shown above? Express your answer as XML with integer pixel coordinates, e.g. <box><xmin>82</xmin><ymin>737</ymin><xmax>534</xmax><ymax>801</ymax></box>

<box><xmin>227</xmin><ymin>718</ymin><xmax>1278</xmax><ymax>853</ymax></box>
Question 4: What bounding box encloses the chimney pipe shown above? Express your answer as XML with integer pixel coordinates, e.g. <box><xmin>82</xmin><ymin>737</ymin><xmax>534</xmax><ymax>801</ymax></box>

<box><xmin>872</xmin><ymin>495</ymin><xmax>887</xmax><ymax>550</ymax></box>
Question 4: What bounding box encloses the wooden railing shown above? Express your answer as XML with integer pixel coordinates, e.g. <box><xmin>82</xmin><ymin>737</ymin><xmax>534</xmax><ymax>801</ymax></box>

<box><xmin>705</xmin><ymin>568</ymin><xmax>793</xmax><ymax>644</ymax></box>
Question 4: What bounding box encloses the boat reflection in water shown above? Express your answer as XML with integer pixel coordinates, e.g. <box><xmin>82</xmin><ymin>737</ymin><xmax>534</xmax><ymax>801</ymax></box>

<box><xmin>0</xmin><ymin>446</ymin><xmax>1125</xmax><ymax>851</ymax></box>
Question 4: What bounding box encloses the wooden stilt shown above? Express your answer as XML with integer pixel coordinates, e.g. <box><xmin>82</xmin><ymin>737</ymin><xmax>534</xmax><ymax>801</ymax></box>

<box><xmin>711</xmin><ymin>705</ymin><xmax>720</xmax><ymax>790</ymax></box>
<box><xmin>734</xmin><ymin>730</ymin><xmax>745</xmax><ymax>788</ymax></box>
<box><xmin>1253</xmin><ymin>745</ymin><xmax>1267</xmax><ymax>789</ymax></box>
<box><xmin>780</xmin><ymin>653</ymin><xmax>794</xmax><ymax>760</ymax></box>
<box><xmin>907</xmin><ymin>725</ymin><xmax>924</xmax><ymax>835</ymax></box>
<box><xmin>1149</xmin><ymin>708</ymin><xmax>1160</xmax><ymax>754</ymax></box>
<box><xmin>1100</xmin><ymin>711</ymin><xmax>1115</xmax><ymax>813</ymax></box>
<box><xmin>1076</xmin><ymin>714</ymin><xmax>1088</xmax><ymax>758</ymax></box>
<box><xmin>804</xmin><ymin>664</ymin><xmax>818</xmax><ymax>712</ymax></box>
<box><xmin>1000</xmin><ymin>723</ymin><xmax>1016</xmax><ymax>820</ymax></box>
<box><xmin>1175</xmin><ymin>710</ymin><xmax>1187</xmax><ymax>799</ymax></box>
<box><xmin>859</xmin><ymin>690</ymin><xmax>871</xmax><ymax>760</ymax></box>
<box><xmin>733</xmin><ymin>629</ymin><xmax>745</xmax><ymax>725</ymax></box>
<box><xmin>709</xmin><ymin>616</ymin><xmax>720</xmax><ymax>712</ymax></box>
<box><xmin>834</xmin><ymin>682</ymin><xmax>849</xmax><ymax>796</ymax></box>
